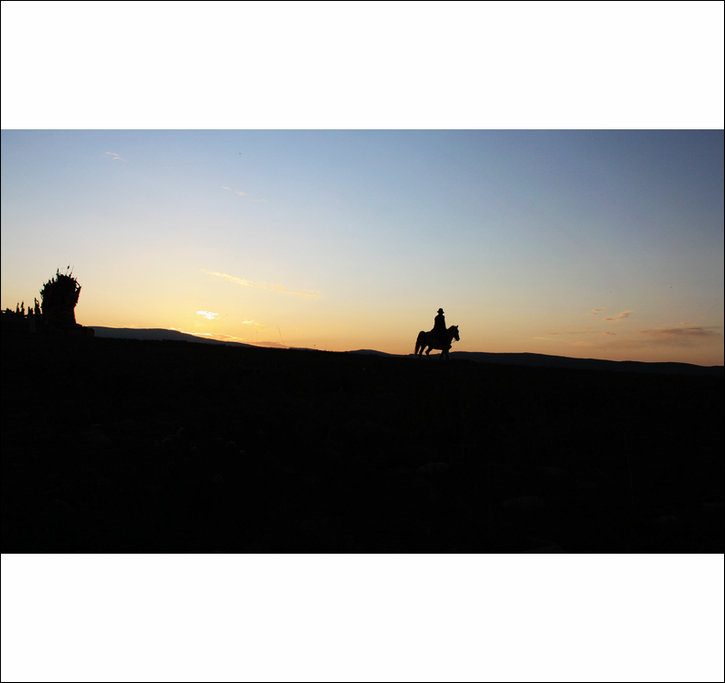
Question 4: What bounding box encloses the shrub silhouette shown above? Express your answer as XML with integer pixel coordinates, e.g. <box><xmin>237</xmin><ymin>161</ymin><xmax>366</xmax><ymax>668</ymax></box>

<box><xmin>40</xmin><ymin>268</ymin><xmax>82</xmax><ymax>328</ymax></box>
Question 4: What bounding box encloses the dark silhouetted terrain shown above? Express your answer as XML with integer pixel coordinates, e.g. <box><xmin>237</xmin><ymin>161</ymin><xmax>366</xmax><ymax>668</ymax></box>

<box><xmin>94</xmin><ymin>326</ymin><xmax>723</xmax><ymax>376</ymax></box>
<box><xmin>2</xmin><ymin>333</ymin><xmax>723</xmax><ymax>552</ymax></box>
<box><xmin>449</xmin><ymin>351</ymin><xmax>723</xmax><ymax>377</ymax></box>
<box><xmin>91</xmin><ymin>326</ymin><xmax>256</xmax><ymax>346</ymax></box>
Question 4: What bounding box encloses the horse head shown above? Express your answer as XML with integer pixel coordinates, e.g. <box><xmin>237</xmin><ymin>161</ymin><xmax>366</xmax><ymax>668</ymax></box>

<box><xmin>449</xmin><ymin>325</ymin><xmax>460</xmax><ymax>342</ymax></box>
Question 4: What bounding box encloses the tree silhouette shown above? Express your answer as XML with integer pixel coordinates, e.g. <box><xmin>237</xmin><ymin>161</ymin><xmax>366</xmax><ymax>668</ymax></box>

<box><xmin>40</xmin><ymin>268</ymin><xmax>82</xmax><ymax>328</ymax></box>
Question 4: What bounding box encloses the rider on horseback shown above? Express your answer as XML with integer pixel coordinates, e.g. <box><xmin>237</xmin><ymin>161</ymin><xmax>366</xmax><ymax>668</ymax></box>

<box><xmin>415</xmin><ymin>310</ymin><xmax>459</xmax><ymax>358</ymax></box>
<box><xmin>432</xmin><ymin>308</ymin><xmax>448</xmax><ymax>348</ymax></box>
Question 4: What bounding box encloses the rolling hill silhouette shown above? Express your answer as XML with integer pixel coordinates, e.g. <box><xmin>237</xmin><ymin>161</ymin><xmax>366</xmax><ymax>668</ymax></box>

<box><xmin>448</xmin><ymin>351</ymin><xmax>723</xmax><ymax>377</ymax></box>
<box><xmin>93</xmin><ymin>327</ymin><xmax>723</xmax><ymax>376</ymax></box>
<box><xmin>91</xmin><ymin>326</ymin><xmax>256</xmax><ymax>346</ymax></box>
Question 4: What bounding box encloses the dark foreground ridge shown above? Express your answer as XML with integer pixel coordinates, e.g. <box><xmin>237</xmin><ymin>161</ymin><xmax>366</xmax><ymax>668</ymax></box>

<box><xmin>2</xmin><ymin>334</ymin><xmax>723</xmax><ymax>552</ymax></box>
<box><xmin>449</xmin><ymin>351</ymin><xmax>723</xmax><ymax>377</ymax></box>
<box><xmin>94</xmin><ymin>326</ymin><xmax>724</xmax><ymax>376</ymax></box>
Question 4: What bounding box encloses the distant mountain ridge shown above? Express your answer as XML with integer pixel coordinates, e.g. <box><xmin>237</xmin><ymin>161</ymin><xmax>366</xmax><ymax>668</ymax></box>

<box><xmin>447</xmin><ymin>351</ymin><xmax>723</xmax><ymax>377</ymax></box>
<box><xmin>91</xmin><ymin>327</ymin><xmax>723</xmax><ymax>377</ymax></box>
<box><xmin>91</xmin><ymin>327</ymin><xmax>255</xmax><ymax>347</ymax></box>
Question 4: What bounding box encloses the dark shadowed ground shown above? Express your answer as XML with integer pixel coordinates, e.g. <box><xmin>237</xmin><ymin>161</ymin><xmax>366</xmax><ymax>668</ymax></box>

<box><xmin>2</xmin><ymin>333</ymin><xmax>723</xmax><ymax>552</ymax></box>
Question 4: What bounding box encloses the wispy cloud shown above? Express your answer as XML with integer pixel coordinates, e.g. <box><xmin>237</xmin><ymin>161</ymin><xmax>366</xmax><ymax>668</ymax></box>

<box><xmin>173</xmin><ymin>329</ymin><xmax>262</xmax><ymax>345</ymax></box>
<box><xmin>202</xmin><ymin>269</ymin><xmax>321</xmax><ymax>298</ymax></box>
<box><xmin>638</xmin><ymin>326</ymin><xmax>721</xmax><ymax>340</ymax></box>
<box><xmin>105</xmin><ymin>151</ymin><xmax>124</xmax><ymax>161</ymax></box>
<box><xmin>252</xmin><ymin>341</ymin><xmax>289</xmax><ymax>349</ymax></box>
<box><xmin>545</xmin><ymin>327</ymin><xmax>601</xmax><ymax>336</ymax></box>
<box><xmin>589</xmin><ymin>308</ymin><xmax>604</xmax><ymax>316</ymax></box>
<box><xmin>196</xmin><ymin>310</ymin><xmax>219</xmax><ymax>320</ymax></box>
<box><xmin>221</xmin><ymin>186</ymin><xmax>247</xmax><ymax>197</ymax></box>
<box><xmin>192</xmin><ymin>334</ymin><xmax>287</xmax><ymax>349</ymax></box>
<box><xmin>548</xmin><ymin>323</ymin><xmax>721</xmax><ymax>347</ymax></box>
<box><xmin>604</xmin><ymin>310</ymin><xmax>632</xmax><ymax>321</ymax></box>
<box><xmin>197</xmin><ymin>332</ymin><xmax>243</xmax><ymax>343</ymax></box>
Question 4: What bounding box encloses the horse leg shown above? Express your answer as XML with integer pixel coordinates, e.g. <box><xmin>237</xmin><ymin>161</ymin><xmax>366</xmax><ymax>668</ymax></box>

<box><xmin>415</xmin><ymin>332</ymin><xmax>426</xmax><ymax>355</ymax></box>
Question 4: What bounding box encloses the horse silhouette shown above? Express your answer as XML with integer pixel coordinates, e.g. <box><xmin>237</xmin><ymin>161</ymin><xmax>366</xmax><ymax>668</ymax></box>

<box><xmin>415</xmin><ymin>325</ymin><xmax>460</xmax><ymax>359</ymax></box>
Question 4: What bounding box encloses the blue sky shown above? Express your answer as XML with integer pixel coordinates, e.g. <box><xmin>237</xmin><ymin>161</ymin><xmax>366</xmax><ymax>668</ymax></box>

<box><xmin>1</xmin><ymin>129</ymin><xmax>723</xmax><ymax>363</ymax></box>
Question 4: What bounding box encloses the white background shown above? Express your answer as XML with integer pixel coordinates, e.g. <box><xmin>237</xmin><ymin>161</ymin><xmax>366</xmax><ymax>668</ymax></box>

<box><xmin>2</xmin><ymin>2</ymin><xmax>724</xmax><ymax>681</ymax></box>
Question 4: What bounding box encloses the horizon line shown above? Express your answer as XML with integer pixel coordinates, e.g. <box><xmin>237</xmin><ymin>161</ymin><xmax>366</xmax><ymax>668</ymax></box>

<box><xmin>86</xmin><ymin>325</ymin><xmax>724</xmax><ymax>368</ymax></box>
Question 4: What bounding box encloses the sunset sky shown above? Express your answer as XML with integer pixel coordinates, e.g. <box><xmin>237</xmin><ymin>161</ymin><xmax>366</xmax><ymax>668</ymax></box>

<box><xmin>1</xmin><ymin>129</ymin><xmax>723</xmax><ymax>365</ymax></box>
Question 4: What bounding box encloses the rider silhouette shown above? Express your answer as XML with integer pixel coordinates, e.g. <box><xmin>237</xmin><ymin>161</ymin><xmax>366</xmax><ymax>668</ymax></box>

<box><xmin>432</xmin><ymin>308</ymin><xmax>447</xmax><ymax>347</ymax></box>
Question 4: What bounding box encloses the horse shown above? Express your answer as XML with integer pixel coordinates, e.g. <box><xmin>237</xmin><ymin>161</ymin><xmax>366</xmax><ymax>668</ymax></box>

<box><xmin>414</xmin><ymin>325</ymin><xmax>460</xmax><ymax>359</ymax></box>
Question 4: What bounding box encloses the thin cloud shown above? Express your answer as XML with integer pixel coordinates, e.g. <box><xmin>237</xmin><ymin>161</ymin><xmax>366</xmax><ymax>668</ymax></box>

<box><xmin>559</xmin><ymin>325</ymin><xmax>722</xmax><ymax>350</ymax></box>
<box><xmin>105</xmin><ymin>152</ymin><xmax>124</xmax><ymax>161</ymax></box>
<box><xmin>253</xmin><ymin>341</ymin><xmax>289</xmax><ymax>349</ymax></box>
<box><xmin>638</xmin><ymin>326</ymin><xmax>721</xmax><ymax>339</ymax></box>
<box><xmin>196</xmin><ymin>310</ymin><xmax>219</xmax><ymax>320</ymax></box>
<box><xmin>589</xmin><ymin>308</ymin><xmax>603</xmax><ymax>316</ymax></box>
<box><xmin>202</xmin><ymin>269</ymin><xmax>320</xmax><ymax>299</ymax></box>
<box><xmin>174</xmin><ymin>329</ymin><xmax>256</xmax><ymax>344</ymax></box>
<box><xmin>604</xmin><ymin>311</ymin><xmax>632</xmax><ymax>321</ymax></box>
<box><xmin>199</xmin><ymin>332</ymin><xmax>247</xmax><ymax>343</ymax></box>
<box><xmin>546</xmin><ymin>328</ymin><xmax>601</xmax><ymax>336</ymax></box>
<box><xmin>221</xmin><ymin>186</ymin><xmax>247</xmax><ymax>197</ymax></box>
